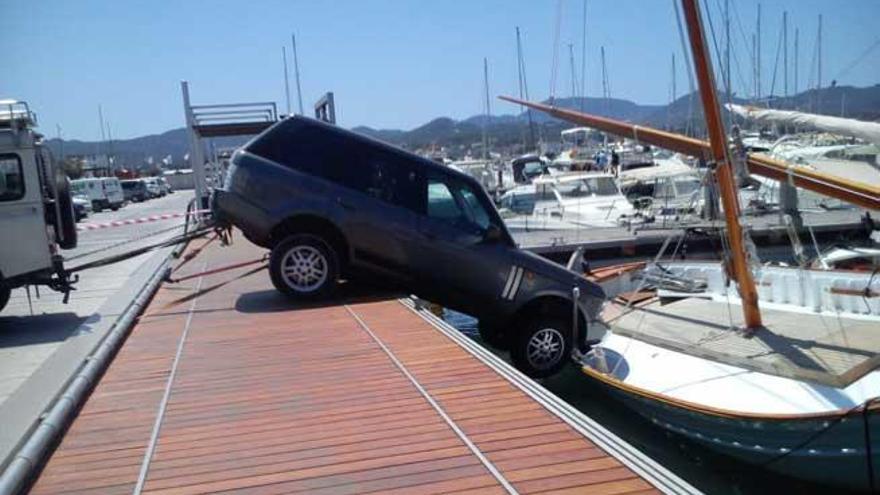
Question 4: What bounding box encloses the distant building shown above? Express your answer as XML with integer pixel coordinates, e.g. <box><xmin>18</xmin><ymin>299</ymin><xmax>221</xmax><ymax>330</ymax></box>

<box><xmin>163</xmin><ymin>168</ymin><xmax>195</xmax><ymax>190</ymax></box>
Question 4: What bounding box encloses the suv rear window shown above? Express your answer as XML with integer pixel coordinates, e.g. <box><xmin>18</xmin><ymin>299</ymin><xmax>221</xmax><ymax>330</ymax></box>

<box><xmin>249</xmin><ymin>119</ymin><xmax>425</xmax><ymax>212</ymax></box>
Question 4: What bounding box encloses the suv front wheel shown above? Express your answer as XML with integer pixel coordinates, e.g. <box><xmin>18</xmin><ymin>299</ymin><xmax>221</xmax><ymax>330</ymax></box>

<box><xmin>510</xmin><ymin>315</ymin><xmax>572</xmax><ymax>379</ymax></box>
<box><xmin>269</xmin><ymin>234</ymin><xmax>339</xmax><ymax>300</ymax></box>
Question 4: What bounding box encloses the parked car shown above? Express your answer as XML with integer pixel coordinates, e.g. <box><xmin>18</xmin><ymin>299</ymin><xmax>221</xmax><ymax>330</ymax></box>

<box><xmin>213</xmin><ymin>116</ymin><xmax>606</xmax><ymax>378</ymax></box>
<box><xmin>157</xmin><ymin>176</ymin><xmax>173</xmax><ymax>194</ymax></box>
<box><xmin>72</xmin><ymin>194</ymin><xmax>92</xmax><ymax>221</ymax></box>
<box><xmin>143</xmin><ymin>177</ymin><xmax>162</xmax><ymax>198</ymax></box>
<box><xmin>70</xmin><ymin>177</ymin><xmax>124</xmax><ymax>212</ymax></box>
<box><xmin>121</xmin><ymin>179</ymin><xmax>148</xmax><ymax>202</ymax></box>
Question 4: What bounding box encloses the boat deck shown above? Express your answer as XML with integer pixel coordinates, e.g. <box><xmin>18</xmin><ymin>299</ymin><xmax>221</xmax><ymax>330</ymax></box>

<box><xmin>27</xmin><ymin>238</ymin><xmax>695</xmax><ymax>494</ymax></box>
<box><xmin>610</xmin><ymin>297</ymin><xmax>879</xmax><ymax>387</ymax></box>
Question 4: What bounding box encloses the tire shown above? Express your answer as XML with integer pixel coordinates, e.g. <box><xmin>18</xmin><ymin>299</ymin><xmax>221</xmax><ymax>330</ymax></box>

<box><xmin>54</xmin><ymin>173</ymin><xmax>78</xmax><ymax>249</ymax></box>
<box><xmin>269</xmin><ymin>234</ymin><xmax>339</xmax><ymax>300</ymax></box>
<box><xmin>510</xmin><ymin>315</ymin><xmax>572</xmax><ymax>379</ymax></box>
<box><xmin>92</xmin><ymin>201</ymin><xmax>102</xmax><ymax>213</ymax></box>
<box><xmin>478</xmin><ymin>321</ymin><xmax>510</xmax><ymax>350</ymax></box>
<box><xmin>110</xmin><ymin>204</ymin><xmax>119</xmax><ymax>211</ymax></box>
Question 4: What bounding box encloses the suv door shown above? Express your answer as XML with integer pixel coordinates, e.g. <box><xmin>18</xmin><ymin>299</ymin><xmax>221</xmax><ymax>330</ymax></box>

<box><xmin>413</xmin><ymin>173</ymin><xmax>515</xmax><ymax>318</ymax></box>
<box><xmin>332</xmin><ymin>147</ymin><xmax>424</xmax><ymax>283</ymax></box>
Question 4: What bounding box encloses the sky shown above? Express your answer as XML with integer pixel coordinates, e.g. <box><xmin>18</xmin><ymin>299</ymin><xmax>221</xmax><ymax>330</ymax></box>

<box><xmin>2</xmin><ymin>0</ymin><xmax>878</xmax><ymax>141</ymax></box>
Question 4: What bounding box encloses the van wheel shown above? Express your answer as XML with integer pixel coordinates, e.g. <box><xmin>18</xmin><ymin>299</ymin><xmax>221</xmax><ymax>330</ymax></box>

<box><xmin>478</xmin><ymin>321</ymin><xmax>509</xmax><ymax>350</ymax></box>
<box><xmin>92</xmin><ymin>202</ymin><xmax>102</xmax><ymax>213</ymax></box>
<box><xmin>269</xmin><ymin>234</ymin><xmax>339</xmax><ymax>300</ymax></box>
<box><xmin>110</xmin><ymin>205</ymin><xmax>119</xmax><ymax>211</ymax></box>
<box><xmin>510</xmin><ymin>315</ymin><xmax>571</xmax><ymax>379</ymax></box>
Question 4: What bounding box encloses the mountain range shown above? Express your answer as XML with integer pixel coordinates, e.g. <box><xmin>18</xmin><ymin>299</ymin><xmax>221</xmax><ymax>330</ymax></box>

<box><xmin>45</xmin><ymin>84</ymin><xmax>880</xmax><ymax>167</ymax></box>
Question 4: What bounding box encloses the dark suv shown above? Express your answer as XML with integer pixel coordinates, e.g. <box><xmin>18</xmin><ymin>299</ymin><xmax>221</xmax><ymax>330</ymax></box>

<box><xmin>213</xmin><ymin>116</ymin><xmax>605</xmax><ymax>378</ymax></box>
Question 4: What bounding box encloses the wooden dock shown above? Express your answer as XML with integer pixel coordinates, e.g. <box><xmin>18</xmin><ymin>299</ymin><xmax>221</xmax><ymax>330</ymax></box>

<box><xmin>26</xmin><ymin>238</ymin><xmax>697</xmax><ymax>494</ymax></box>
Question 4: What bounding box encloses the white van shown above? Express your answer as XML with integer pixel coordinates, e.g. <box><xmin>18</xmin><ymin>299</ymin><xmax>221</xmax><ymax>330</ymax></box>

<box><xmin>71</xmin><ymin>177</ymin><xmax>125</xmax><ymax>212</ymax></box>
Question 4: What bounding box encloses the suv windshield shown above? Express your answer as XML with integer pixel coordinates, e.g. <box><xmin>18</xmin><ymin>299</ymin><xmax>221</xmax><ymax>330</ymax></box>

<box><xmin>427</xmin><ymin>177</ymin><xmax>492</xmax><ymax>231</ymax></box>
<box><xmin>556</xmin><ymin>177</ymin><xmax>619</xmax><ymax>198</ymax></box>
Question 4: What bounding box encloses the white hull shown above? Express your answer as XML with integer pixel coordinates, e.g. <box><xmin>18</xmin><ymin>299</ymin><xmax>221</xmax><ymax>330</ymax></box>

<box><xmin>581</xmin><ymin>261</ymin><xmax>880</xmax><ymax>491</ymax></box>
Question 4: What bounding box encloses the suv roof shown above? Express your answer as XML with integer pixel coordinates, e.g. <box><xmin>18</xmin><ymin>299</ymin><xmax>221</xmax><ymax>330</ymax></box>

<box><xmin>247</xmin><ymin>116</ymin><xmax>483</xmax><ymax>188</ymax></box>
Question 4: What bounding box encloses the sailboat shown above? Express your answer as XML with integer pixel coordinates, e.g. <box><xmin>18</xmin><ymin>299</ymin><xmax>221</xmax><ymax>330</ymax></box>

<box><xmin>501</xmin><ymin>0</ymin><xmax>880</xmax><ymax>490</ymax></box>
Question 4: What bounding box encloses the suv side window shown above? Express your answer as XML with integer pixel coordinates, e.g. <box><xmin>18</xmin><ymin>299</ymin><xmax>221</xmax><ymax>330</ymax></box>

<box><xmin>427</xmin><ymin>176</ymin><xmax>492</xmax><ymax>231</ymax></box>
<box><xmin>0</xmin><ymin>154</ymin><xmax>25</xmax><ymax>201</ymax></box>
<box><xmin>357</xmin><ymin>149</ymin><xmax>424</xmax><ymax>213</ymax></box>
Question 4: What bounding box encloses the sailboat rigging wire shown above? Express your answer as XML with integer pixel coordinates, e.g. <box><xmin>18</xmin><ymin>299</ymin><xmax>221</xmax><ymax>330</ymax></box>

<box><xmin>710</xmin><ymin>0</ymin><xmax>750</xmax><ymax>103</ymax></box>
<box><xmin>832</xmin><ymin>37</ymin><xmax>880</xmax><ymax>82</ymax></box>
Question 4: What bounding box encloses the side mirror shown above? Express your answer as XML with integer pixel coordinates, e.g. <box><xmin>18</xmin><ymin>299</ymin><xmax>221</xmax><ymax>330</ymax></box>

<box><xmin>484</xmin><ymin>224</ymin><xmax>503</xmax><ymax>243</ymax></box>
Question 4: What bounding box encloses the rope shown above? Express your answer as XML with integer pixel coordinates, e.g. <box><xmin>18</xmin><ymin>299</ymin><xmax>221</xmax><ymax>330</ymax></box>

<box><xmin>170</xmin><ymin>232</ymin><xmax>219</xmax><ymax>274</ymax></box>
<box><xmin>160</xmin><ymin>263</ymin><xmax>268</xmax><ymax>310</ymax></box>
<box><xmin>166</xmin><ymin>255</ymin><xmax>268</xmax><ymax>284</ymax></box>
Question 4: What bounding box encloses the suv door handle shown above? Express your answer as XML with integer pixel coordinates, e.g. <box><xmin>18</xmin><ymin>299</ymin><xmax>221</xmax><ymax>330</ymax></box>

<box><xmin>336</xmin><ymin>198</ymin><xmax>354</xmax><ymax>210</ymax></box>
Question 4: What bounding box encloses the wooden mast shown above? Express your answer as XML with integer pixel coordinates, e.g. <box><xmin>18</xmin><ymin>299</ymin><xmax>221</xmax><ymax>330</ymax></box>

<box><xmin>681</xmin><ymin>0</ymin><xmax>761</xmax><ymax>328</ymax></box>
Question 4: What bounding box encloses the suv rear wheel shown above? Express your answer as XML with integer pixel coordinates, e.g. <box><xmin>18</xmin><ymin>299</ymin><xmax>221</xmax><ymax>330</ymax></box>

<box><xmin>510</xmin><ymin>315</ymin><xmax>571</xmax><ymax>378</ymax></box>
<box><xmin>269</xmin><ymin>234</ymin><xmax>339</xmax><ymax>300</ymax></box>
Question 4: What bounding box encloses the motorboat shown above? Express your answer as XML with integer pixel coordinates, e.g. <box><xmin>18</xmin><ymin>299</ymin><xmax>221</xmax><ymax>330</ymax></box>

<box><xmin>497</xmin><ymin>172</ymin><xmax>636</xmax><ymax>230</ymax></box>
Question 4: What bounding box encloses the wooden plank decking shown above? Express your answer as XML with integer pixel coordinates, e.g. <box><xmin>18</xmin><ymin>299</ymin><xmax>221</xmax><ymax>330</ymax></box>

<box><xmin>27</xmin><ymin>238</ymin><xmax>691</xmax><ymax>494</ymax></box>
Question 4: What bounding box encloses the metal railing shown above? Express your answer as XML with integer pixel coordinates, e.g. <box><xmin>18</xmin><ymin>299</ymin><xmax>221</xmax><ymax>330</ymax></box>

<box><xmin>190</xmin><ymin>102</ymin><xmax>277</xmax><ymax>127</ymax></box>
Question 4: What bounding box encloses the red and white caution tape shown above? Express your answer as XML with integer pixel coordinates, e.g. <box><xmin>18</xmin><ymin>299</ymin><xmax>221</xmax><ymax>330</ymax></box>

<box><xmin>77</xmin><ymin>209</ymin><xmax>211</xmax><ymax>231</ymax></box>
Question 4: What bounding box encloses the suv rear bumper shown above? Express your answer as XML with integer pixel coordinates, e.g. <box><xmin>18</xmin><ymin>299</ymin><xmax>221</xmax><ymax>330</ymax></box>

<box><xmin>212</xmin><ymin>189</ymin><xmax>274</xmax><ymax>247</ymax></box>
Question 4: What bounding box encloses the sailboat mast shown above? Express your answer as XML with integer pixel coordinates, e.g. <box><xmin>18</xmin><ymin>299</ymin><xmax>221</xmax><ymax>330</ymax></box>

<box><xmin>568</xmin><ymin>44</ymin><xmax>580</xmax><ymax>99</ymax></box>
<box><xmin>600</xmin><ymin>46</ymin><xmax>609</xmax><ymax>148</ymax></box>
<box><xmin>724</xmin><ymin>0</ymin><xmax>731</xmax><ymax>105</ymax></box>
<box><xmin>783</xmin><ymin>11</ymin><xmax>788</xmax><ymax>99</ymax></box>
<box><xmin>756</xmin><ymin>3</ymin><xmax>761</xmax><ymax>103</ymax></box>
<box><xmin>291</xmin><ymin>33</ymin><xmax>304</xmax><ymax>115</ymax></box>
<box><xmin>681</xmin><ymin>0</ymin><xmax>762</xmax><ymax>329</ymax></box>
<box><xmin>515</xmin><ymin>27</ymin><xmax>537</xmax><ymax>150</ymax></box>
<box><xmin>580</xmin><ymin>0</ymin><xmax>587</xmax><ymax>111</ymax></box>
<box><xmin>794</xmin><ymin>28</ymin><xmax>799</xmax><ymax>99</ymax></box>
<box><xmin>282</xmin><ymin>46</ymin><xmax>291</xmax><ymax>115</ymax></box>
<box><xmin>817</xmin><ymin>14</ymin><xmax>823</xmax><ymax>113</ymax></box>
<box><xmin>483</xmin><ymin>57</ymin><xmax>491</xmax><ymax>161</ymax></box>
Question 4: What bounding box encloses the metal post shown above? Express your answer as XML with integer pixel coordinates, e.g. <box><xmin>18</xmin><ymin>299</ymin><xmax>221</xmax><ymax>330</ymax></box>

<box><xmin>181</xmin><ymin>81</ymin><xmax>208</xmax><ymax>211</ymax></box>
<box><xmin>682</xmin><ymin>0</ymin><xmax>762</xmax><ymax>329</ymax></box>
